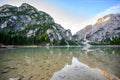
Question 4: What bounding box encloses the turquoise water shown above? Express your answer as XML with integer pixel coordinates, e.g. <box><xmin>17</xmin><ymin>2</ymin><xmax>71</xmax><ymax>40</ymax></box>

<box><xmin>0</xmin><ymin>46</ymin><xmax>120</xmax><ymax>80</ymax></box>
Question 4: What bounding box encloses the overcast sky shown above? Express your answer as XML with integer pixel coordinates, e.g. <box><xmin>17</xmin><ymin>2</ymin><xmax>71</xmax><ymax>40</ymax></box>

<box><xmin>0</xmin><ymin>0</ymin><xmax>120</xmax><ymax>34</ymax></box>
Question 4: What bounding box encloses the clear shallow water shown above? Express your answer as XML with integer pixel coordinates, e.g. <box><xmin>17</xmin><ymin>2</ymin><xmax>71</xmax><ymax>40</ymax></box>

<box><xmin>0</xmin><ymin>46</ymin><xmax>120</xmax><ymax>80</ymax></box>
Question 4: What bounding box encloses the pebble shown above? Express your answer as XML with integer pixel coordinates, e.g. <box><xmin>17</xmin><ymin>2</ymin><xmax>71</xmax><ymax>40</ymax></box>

<box><xmin>9</xmin><ymin>66</ymin><xmax>17</xmax><ymax>69</ymax></box>
<box><xmin>46</xmin><ymin>68</ymin><xmax>49</xmax><ymax>70</ymax></box>
<box><xmin>1</xmin><ymin>67</ymin><xmax>10</xmax><ymax>74</ymax></box>
<box><xmin>39</xmin><ymin>65</ymin><xmax>43</xmax><ymax>67</ymax></box>
<box><xmin>28</xmin><ymin>76</ymin><xmax>33</xmax><ymax>80</ymax></box>
<box><xmin>41</xmin><ymin>77</ymin><xmax>45</xmax><ymax>80</ymax></box>
<box><xmin>8</xmin><ymin>77</ymin><xmax>20</xmax><ymax>80</ymax></box>
<box><xmin>1</xmin><ymin>65</ymin><xmax>17</xmax><ymax>74</ymax></box>
<box><xmin>59</xmin><ymin>74</ymin><xmax>65</xmax><ymax>78</ymax></box>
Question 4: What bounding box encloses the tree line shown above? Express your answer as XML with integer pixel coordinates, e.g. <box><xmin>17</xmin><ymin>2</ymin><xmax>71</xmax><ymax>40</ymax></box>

<box><xmin>0</xmin><ymin>29</ymin><xmax>50</xmax><ymax>45</ymax></box>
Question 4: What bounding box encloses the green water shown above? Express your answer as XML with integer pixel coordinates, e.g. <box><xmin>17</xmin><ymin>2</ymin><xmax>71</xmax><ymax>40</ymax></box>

<box><xmin>0</xmin><ymin>46</ymin><xmax>120</xmax><ymax>80</ymax></box>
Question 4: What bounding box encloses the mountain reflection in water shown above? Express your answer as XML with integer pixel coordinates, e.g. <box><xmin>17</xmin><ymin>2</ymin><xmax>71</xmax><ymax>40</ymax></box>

<box><xmin>0</xmin><ymin>46</ymin><xmax>120</xmax><ymax>80</ymax></box>
<box><xmin>50</xmin><ymin>57</ymin><xmax>119</xmax><ymax>80</ymax></box>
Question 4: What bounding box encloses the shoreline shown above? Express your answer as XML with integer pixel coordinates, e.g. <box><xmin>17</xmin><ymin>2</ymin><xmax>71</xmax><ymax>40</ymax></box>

<box><xmin>0</xmin><ymin>45</ymin><xmax>120</xmax><ymax>49</ymax></box>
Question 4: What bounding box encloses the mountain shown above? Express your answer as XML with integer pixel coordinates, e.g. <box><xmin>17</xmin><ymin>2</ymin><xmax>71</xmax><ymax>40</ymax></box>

<box><xmin>0</xmin><ymin>3</ymin><xmax>76</xmax><ymax>45</ymax></box>
<box><xmin>73</xmin><ymin>14</ymin><xmax>120</xmax><ymax>45</ymax></box>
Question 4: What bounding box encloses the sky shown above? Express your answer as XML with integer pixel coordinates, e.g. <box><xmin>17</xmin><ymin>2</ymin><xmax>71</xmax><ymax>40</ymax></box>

<box><xmin>0</xmin><ymin>0</ymin><xmax>120</xmax><ymax>34</ymax></box>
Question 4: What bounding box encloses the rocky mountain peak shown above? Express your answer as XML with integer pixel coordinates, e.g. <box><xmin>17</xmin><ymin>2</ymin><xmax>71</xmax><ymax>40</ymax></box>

<box><xmin>19</xmin><ymin>3</ymin><xmax>37</xmax><ymax>11</ymax></box>
<box><xmin>96</xmin><ymin>17</ymin><xmax>105</xmax><ymax>24</ymax></box>
<box><xmin>74</xmin><ymin>13</ymin><xmax>120</xmax><ymax>44</ymax></box>
<box><xmin>0</xmin><ymin>3</ymin><xmax>75</xmax><ymax>45</ymax></box>
<box><xmin>96</xmin><ymin>14</ymin><xmax>114</xmax><ymax>24</ymax></box>
<box><xmin>0</xmin><ymin>4</ymin><xmax>15</xmax><ymax>9</ymax></box>
<box><xmin>21</xmin><ymin>3</ymin><xmax>32</xmax><ymax>7</ymax></box>
<box><xmin>0</xmin><ymin>4</ymin><xmax>17</xmax><ymax>17</ymax></box>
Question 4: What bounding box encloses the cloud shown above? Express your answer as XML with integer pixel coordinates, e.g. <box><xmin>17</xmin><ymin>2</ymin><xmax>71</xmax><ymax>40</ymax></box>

<box><xmin>75</xmin><ymin>4</ymin><xmax>120</xmax><ymax>34</ymax></box>
<box><xmin>90</xmin><ymin>4</ymin><xmax>120</xmax><ymax>25</ymax></box>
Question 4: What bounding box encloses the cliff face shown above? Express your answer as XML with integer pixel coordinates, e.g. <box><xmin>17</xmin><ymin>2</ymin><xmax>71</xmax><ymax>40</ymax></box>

<box><xmin>0</xmin><ymin>3</ymin><xmax>74</xmax><ymax>45</ymax></box>
<box><xmin>74</xmin><ymin>14</ymin><xmax>120</xmax><ymax>44</ymax></box>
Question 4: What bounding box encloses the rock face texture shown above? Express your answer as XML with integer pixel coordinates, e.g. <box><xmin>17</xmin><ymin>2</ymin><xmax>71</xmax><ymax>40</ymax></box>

<box><xmin>74</xmin><ymin>14</ymin><xmax>120</xmax><ymax>43</ymax></box>
<box><xmin>0</xmin><ymin>3</ymin><xmax>74</xmax><ymax>45</ymax></box>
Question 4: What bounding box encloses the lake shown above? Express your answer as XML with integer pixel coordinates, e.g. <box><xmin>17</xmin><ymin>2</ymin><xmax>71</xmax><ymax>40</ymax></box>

<box><xmin>0</xmin><ymin>46</ymin><xmax>120</xmax><ymax>80</ymax></box>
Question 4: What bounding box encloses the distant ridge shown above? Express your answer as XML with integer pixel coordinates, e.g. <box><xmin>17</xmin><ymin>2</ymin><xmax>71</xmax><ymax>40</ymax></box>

<box><xmin>73</xmin><ymin>13</ymin><xmax>120</xmax><ymax>45</ymax></box>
